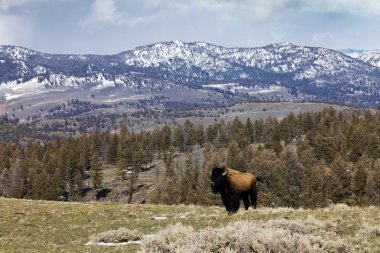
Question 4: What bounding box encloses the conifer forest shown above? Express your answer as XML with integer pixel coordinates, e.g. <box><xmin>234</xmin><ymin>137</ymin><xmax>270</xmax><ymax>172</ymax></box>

<box><xmin>1</xmin><ymin>107</ymin><xmax>380</xmax><ymax>208</ymax></box>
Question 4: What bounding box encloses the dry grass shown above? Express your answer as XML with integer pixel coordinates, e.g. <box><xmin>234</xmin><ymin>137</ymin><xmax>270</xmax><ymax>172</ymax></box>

<box><xmin>90</xmin><ymin>228</ymin><xmax>142</xmax><ymax>243</ymax></box>
<box><xmin>142</xmin><ymin>218</ymin><xmax>374</xmax><ymax>252</ymax></box>
<box><xmin>0</xmin><ymin>198</ymin><xmax>379</xmax><ymax>253</ymax></box>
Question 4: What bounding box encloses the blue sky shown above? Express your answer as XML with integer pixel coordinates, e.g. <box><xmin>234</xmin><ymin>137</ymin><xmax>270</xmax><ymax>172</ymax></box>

<box><xmin>0</xmin><ymin>0</ymin><xmax>379</xmax><ymax>54</ymax></box>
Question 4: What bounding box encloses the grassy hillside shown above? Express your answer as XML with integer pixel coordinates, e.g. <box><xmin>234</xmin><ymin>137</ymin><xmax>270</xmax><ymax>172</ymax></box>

<box><xmin>0</xmin><ymin>198</ymin><xmax>379</xmax><ymax>253</ymax></box>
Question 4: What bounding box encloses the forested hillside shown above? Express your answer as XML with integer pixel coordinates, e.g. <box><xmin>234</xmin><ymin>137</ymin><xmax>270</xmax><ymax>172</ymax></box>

<box><xmin>0</xmin><ymin>107</ymin><xmax>379</xmax><ymax>208</ymax></box>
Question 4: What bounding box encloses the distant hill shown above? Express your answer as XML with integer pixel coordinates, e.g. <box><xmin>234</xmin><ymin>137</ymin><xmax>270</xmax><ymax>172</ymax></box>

<box><xmin>340</xmin><ymin>49</ymin><xmax>380</xmax><ymax>68</ymax></box>
<box><xmin>1</xmin><ymin>41</ymin><xmax>380</xmax><ymax>107</ymax></box>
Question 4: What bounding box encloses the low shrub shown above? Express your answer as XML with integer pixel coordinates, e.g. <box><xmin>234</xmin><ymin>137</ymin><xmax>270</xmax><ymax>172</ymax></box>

<box><xmin>90</xmin><ymin>228</ymin><xmax>142</xmax><ymax>243</ymax></box>
<box><xmin>141</xmin><ymin>219</ymin><xmax>354</xmax><ymax>253</ymax></box>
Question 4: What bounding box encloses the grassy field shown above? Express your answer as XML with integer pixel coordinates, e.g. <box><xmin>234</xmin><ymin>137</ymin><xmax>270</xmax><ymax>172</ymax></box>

<box><xmin>0</xmin><ymin>198</ymin><xmax>379</xmax><ymax>253</ymax></box>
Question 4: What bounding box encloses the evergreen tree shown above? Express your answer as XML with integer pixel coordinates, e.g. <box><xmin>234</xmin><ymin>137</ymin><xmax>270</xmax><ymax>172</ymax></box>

<box><xmin>160</xmin><ymin>125</ymin><xmax>172</xmax><ymax>151</ymax></box>
<box><xmin>127</xmin><ymin>171</ymin><xmax>138</xmax><ymax>204</ymax></box>
<box><xmin>330</xmin><ymin>154</ymin><xmax>352</xmax><ymax>203</ymax></box>
<box><xmin>173</xmin><ymin>125</ymin><xmax>185</xmax><ymax>151</ymax></box>
<box><xmin>302</xmin><ymin>161</ymin><xmax>331</xmax><ymax>208</ymax></box>
<box><xmin>226</xmin><ymin>140</ymin><xmax>245</xmax><ymax>171</ymax></box>
<box><xmin>249</xmin><ymin>149</ymin><xmax>281</xmax><ymax>206</ymax></box>
<box><xmin>279</xmin><ymin>144</ymin><xmax>305</xmax><ymax>208</ymax></box>
<box><xmin>107</xmin><ymin>133</ymin><xmax>119</xmax><ymax>165</ymax></box>
<box><xmin>116</xmin><ymin>127</ymin><xmax>130</xmax><ymax>179</ymax></box>
<box><xmin>245</xmin><ymin>118</ymin><xmax>254</xmax><ymax>144</ymax></box>
<box><xmin>183</xmin><ymin>120</ymin><xmax>194</xmax><ymax>150</ymax></box>
<box><xmin>90</xmin><ymin>151</ymin><xmax>103</xmax><ymax>196</ymax></box>
<box><xmin>350</xmin><ymin>156</ymin><xmax>370</xmax><ymax>205</ymax></box>
<box><xmin>48</xmin><ymin>167</ymin><xmax>65</xmax><ymax>200</ymax></box>
<box><xmin>365</xmin><ymin>159</ymin><xmax>380</xmax><ymax>205</ymax></box>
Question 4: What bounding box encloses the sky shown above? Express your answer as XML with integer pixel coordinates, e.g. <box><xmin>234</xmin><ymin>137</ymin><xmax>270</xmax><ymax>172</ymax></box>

<box><xmin>0</xmin><ymin>0</ymin><xmax>379</xmax><ymax>54</ymax></box>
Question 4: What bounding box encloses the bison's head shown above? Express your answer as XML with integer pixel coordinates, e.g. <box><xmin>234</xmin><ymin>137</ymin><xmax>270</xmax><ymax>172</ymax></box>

<box><xmin>210</xmin><ymin>167</ymin><xmax>228</xmax><ymax>193</ymax></box>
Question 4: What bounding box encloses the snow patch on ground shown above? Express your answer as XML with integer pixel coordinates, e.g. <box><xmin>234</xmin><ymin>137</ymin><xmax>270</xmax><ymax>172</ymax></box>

<box><xmin>0</xmin><ymin>78</ymin><xmax>48</xmax><ymax>101</ymax></box>
<box><xmin>203</xmin><ymin>83</ymin><xmax>285</xmax><ymax>95</ymax></box>
<box><xmin>153</xmin><ymin>216</ymin><xmax>168</xmax><ymax>220</ymax></box>
<box><xmin>85</xmin><ymin>241</ymin><xmax>141</xmax><ymax>246</ymax></box>
<box><xmin>5</xmin><ymin>93</ymin><xmax>26</xmax><ymax>100</ymax></box>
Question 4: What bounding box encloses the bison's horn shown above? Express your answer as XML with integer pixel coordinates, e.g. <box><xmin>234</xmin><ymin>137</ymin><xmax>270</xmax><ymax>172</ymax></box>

<box><xmin>222</xmin><ymin>168</ymin><xmax>228</xmax><ymax>176</ymax></box>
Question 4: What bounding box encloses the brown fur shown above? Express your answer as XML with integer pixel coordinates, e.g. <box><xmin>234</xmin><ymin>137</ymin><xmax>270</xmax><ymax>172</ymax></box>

<box><xmin>210</xmin><ymin>167</ymin><xmax>260</xmax><ymax>213</ymax></box>
<box><xmin>226</xmin><ymin>168</ymin><xmax>256</xmax><ymax>193</ymax></box>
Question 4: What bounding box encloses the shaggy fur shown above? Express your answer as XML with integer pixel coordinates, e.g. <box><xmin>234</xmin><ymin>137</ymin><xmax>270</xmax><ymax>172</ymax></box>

<box><xmin>210</xmin><ymin>167</ymin><xmax>261</xmax><ymax>213</ymax></box>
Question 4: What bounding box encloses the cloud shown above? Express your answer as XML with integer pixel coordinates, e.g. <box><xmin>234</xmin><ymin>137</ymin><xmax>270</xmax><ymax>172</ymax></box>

<box><xmin>82</xmin><ymin>0</ymin><xmax>159</xmax><ymax>29</ymax></box>
<box><xmin>0</xmin><ymin>14</ymin><xmax>31</xmax><ymax>45</ymax></box>
<box><xmin>312</xmin><ymin>32</ymin><xmax>333</xmax><ymax>43</ymax></box>
<box><xmin>147</xmin><ymin>0</ymin><xmax>380</xmax><ymax>20</ymax></box>
<box><xmin>0</xmin><ymin>0</ymin><xmax>34</xmax><ymax>45</ymax></box>
<box><xmin>300</xmin><ymin>0</ymin><xmax>380</xmax><ymax>17</ymax></box>
<box><xmin>0</xmin><ymin>0</ymin><xmax>28</xmax><ymax>11</ymax></box>
<box><xmin>83</xmin><ymin>0</ymin><xmax>123</xmax><ymax>27</ymax></box>
<box><xmin>151</xmin><ymin>0</ymin><xmax>289</xmax><ymax>22</ymax></box>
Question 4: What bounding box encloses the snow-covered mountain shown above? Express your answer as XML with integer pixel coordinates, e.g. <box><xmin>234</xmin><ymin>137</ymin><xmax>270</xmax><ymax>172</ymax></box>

<box><xmin>340</xmin><ymin>49</ymin><xmax>380</xmax><ymax>68</ymax></box>
<box><xmin>1</xmin><ymin>41</ymin><xmax>380</xmax><ymax>106</ymax></box>
<box><xmin>357</xmin><ymin>51</ymin><xmax>380</xmax><ymax>68</ymax></box>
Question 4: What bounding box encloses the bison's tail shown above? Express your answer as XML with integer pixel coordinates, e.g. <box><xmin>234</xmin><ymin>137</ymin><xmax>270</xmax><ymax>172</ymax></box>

<box><xmin>255</xmin><ymin>177</ymin><xmax>264</xmax><ymax>183</ymax></box>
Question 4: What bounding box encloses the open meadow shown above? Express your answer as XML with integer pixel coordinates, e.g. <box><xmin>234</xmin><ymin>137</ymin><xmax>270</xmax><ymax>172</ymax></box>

<box><xmin>0</xmin><ymin>198</ymin><xmax>379</xmax><ymax>253</ymax></box>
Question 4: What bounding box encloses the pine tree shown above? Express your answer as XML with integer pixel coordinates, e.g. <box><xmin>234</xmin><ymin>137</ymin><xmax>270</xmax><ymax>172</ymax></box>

<box><xmin>245</xmin><ymin>118</ymin><xmax>254</xmax><ymax>144</ymax></box>
<box><xmin>183</xmin><ymin>120</ymin><xmax>194</xmax><ymax>150</ymax></box>
<box><xmin>161</xmin><ymin>125</ymin><xmax>172</xmax><ymax>151</ymax></box>
<box><xmin>350</xmin><ymin>156</ymin><xmax>370</xmax><ymax>205</ymax></box>
<box><xmin>302</xmin><ymin>161</ymin><xmax>331</xmax><ymax>208</ymax></box>
<box><xmin>128</xmin><ymin>171</ymin><xmax>138</xmax><ymax>204</ymax></box>
<box><xmin>365</xmin><ymin>159</ymin><xmax>380</xmax><ymax>205</ymax></box>
<box><xmin>330</xmin><ymin>154</ymin><xmax>352</xmax><ymax>203</ymax></box>
<box><xmin>249</xmin><ymin>148</ymin><xmax>282</xmax><ymax>206</ymax></box>
<box><xmin>116</xmin><ymin>128</ymin><xmax>130</xmax><ymax>180</ymax></box>
<box><xmin>194</xmin><ymin>124</ymin><xmax>204</xmax><ymax>146</ymax></box>
<box><xmin>107</xmin><ymin>133</ymin><xmax>119</xmax><ymax>165</ymax></box>
<box><xmin>279</xmin><ymin>144</ymin><xmax>305</xmax><ymax>208</ymax></box>
<box><xmin>226</xmin><ymin>140</ymin><xmax>245</xmax><ymax>171</ymax></box>
<box><xmin>90</xmin><ymin>151</ymin><xmax>103</xmax><ymax>196</ymax></box>
<box><xmin>173</xmin><ymin>125</ymin><xmax>185</xmax><ymax>151</ymax></box>
<box><xmin>141</xmin><ymin>132</ymin><xmax>154</xmax><ymax>170</ymax></box>
<box><xmin>47</xmin><ymin>167</ymin><xmax>65</xmax><ymax>200</ymax></box>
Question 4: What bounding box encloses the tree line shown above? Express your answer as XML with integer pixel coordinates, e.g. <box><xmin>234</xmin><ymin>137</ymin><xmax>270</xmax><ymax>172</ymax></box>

<box><xmin>0</xmin><ymin>107</ymin><xmax>379</xmax><ymax>207</ymax></box>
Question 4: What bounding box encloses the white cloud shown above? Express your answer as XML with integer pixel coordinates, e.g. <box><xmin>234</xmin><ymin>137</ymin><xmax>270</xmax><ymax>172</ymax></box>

<box><xmin>0</xmin><ymin>0</ymin><xmax>28</xmax><ymax>11</ymax></box>
<box><xmin>83</xmin><ymin>0</ymin><xmax>159</xmax><ymax>29</ymax></box>
<box><xmin>0</xmin><ymin>14</ymin><xmax>31</xmax><ymax>45</ymax></box>
<box><xmin>161</xmin><ymin>0</ymin><xmax>289</xmax><ymax>22</ymax></box>
<box><xmin>84</xmin><ymin>0</ymin><xmax>123</xmax><ymax>27</ymax></box>
<box><xmin>0</xmin><ymin>0</ymin><xmax>34</xmax><ymax>45</ymax></box>
<box><xmin>147</xmin><ymin>0</ymin><xmax>380</xmax><ymax>19</ymax></box>
<box><xmin>302</xmin><ymin>0</ymin><xmax>380</xmax><ymax>16</ymax></box>
<box><xmin>312</xmin><ymin>32</ymin><xmax>333</xmax><ymax>43</ymax></box>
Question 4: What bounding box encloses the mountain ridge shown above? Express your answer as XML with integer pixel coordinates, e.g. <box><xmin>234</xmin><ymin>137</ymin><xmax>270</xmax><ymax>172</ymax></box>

<box><xmin>1</xmin><ymin>41</ymin><xmax>380</xmax><ymax>107</ymax></box>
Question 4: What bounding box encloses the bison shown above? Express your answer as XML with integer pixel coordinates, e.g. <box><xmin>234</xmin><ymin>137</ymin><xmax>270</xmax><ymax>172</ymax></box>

<box><xmin>210</xmin><ymin>167</ymin><xmax>262</xmax><ymax>213</ymax></box>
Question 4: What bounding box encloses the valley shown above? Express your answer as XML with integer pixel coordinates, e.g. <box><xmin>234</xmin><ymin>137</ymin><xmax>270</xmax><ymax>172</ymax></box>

<box><xmin>2</xmin><ymin>1</ymin><xmax>380</xmax><ymax>252</ymax></box>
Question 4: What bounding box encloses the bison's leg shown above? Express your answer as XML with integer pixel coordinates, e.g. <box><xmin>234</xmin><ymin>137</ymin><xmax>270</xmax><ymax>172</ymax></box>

<box><xmin>219</xmin><ymin>190</ymin><xmax>230</xmax><ymax>211</ymax></box>
<box><xmin>250</xmin><ymin>181</ymin><xmax>258</xmax><ymax>209</ymax></box>
<box><xmin>228</xmin><ymin>194</ymin><xmax>240</xmax><ymax>213</ymax></box>
<box><xmin>221</xmin><ymin>194</ymin><xmax>229</xmax><ymax>211</ymax></box>
<box><xmin>241</xmin><ymin>193</ymin><xmax>250</xmax><ymax>210</ymax></box>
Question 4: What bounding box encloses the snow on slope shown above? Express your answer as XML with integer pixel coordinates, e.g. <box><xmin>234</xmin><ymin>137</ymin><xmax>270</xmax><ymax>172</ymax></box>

<box><xmin>122</xmin><ymin>41</ymin><xmax>371</xmax><ymax>76</ymax></box>
<box><xmin>357</xmin><ymin>51</ymin><xmax>380</xmax><ymax>67</ymax></box>
<box><xmin>340</xmin><ymin>49</ymin><xmax>380</xmax><ymax>68</ymax></box>
<box><xmin>1</xmin><ymin>42</ymin><xmax>380</xmax><ymax>106</ymax></box>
